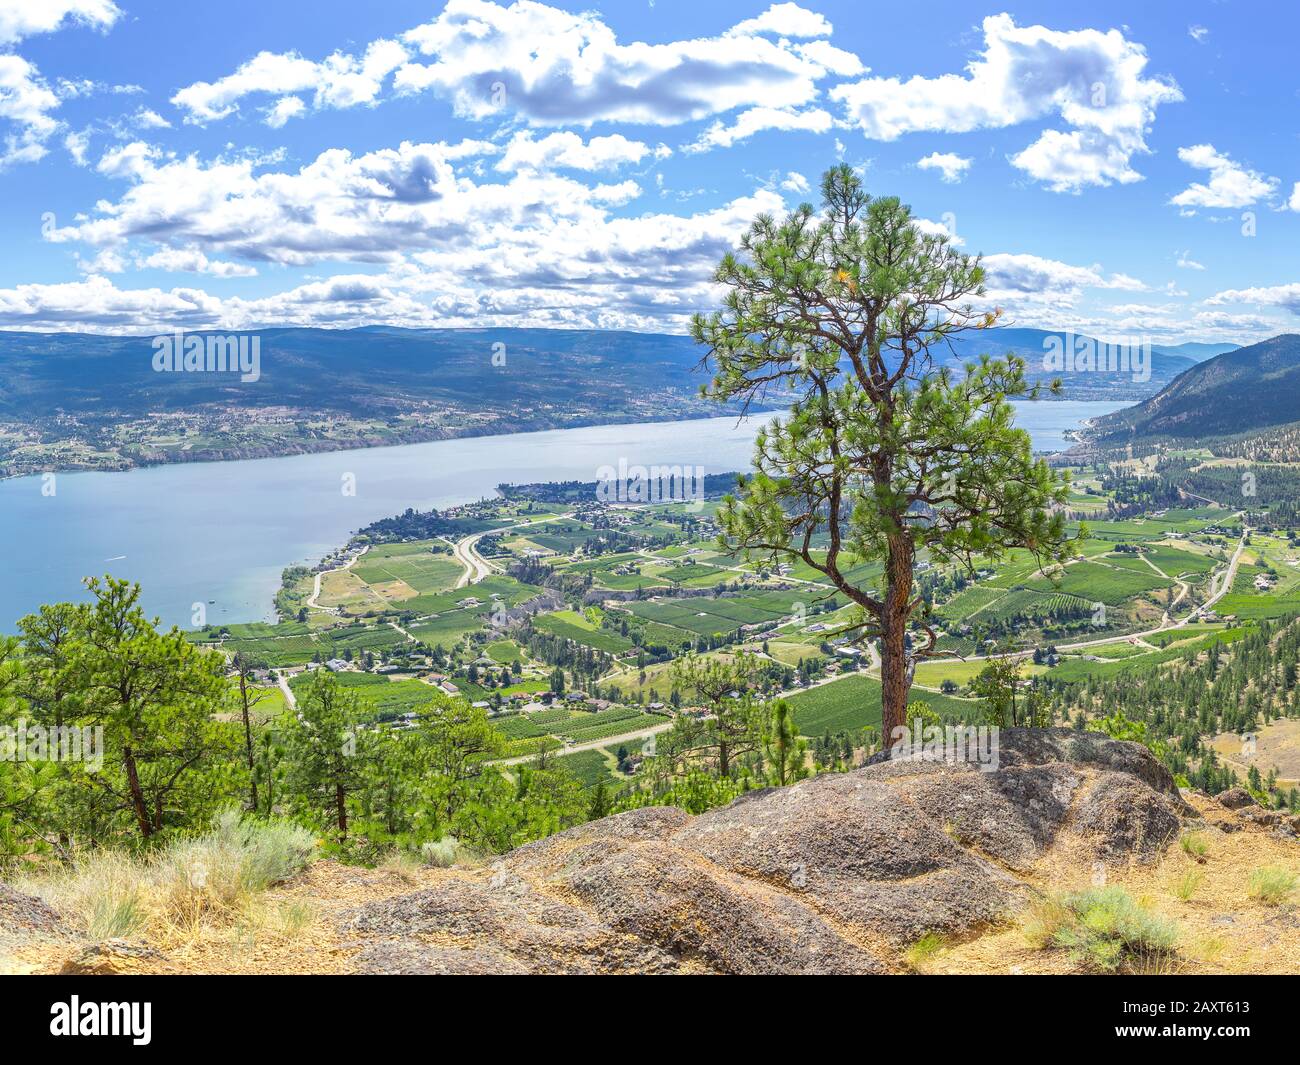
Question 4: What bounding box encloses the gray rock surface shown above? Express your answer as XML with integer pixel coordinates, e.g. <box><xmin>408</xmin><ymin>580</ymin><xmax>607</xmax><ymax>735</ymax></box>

<box><xmin>344</xmin><ymin>728</ymin><xmax>1187</xmax><ymax>974</ymax></box>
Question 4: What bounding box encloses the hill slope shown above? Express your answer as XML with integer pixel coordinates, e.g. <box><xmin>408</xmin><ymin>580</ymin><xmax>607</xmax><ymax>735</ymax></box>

<box><xmin>944</xmin><ymin>326</ymin><xmax>1195</xmax><ymax>399</ymax></box>
<box><xmin>1090</xmin><ymin>333</ymin><xmax>1300</xmax><ymax>441</ymax></box>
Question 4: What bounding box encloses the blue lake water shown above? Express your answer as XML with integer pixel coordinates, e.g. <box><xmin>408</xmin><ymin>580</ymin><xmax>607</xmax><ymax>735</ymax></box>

<box><xmin>0</xmin><ymin>399</ymin><xmax>1127</xmax><ymax>630</ymax></box>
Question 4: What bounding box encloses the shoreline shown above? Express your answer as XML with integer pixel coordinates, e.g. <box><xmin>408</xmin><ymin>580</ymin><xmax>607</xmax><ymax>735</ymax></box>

<box><xmin>0</xmin><ymin>394</ymin><xmax>1133</xmax><ymax>484</ymax></box>
<box><xmin>0</xmin><ymin>404</ymin><xmax>773</xmax><ymax>484</ymax></box>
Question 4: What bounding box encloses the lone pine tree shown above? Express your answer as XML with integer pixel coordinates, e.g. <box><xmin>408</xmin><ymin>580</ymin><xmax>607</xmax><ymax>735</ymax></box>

<box><xmin>693</xmin><ymin>165</ymin><xmax>1073</xmax><ymax>741</ymax></box>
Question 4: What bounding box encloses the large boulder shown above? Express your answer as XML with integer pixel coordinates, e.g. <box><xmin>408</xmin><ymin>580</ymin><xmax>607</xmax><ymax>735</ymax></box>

<box><xmin>343</xmin><ymin>728</ymin><xmax>1187</xmax><ymax>975</ymax></box>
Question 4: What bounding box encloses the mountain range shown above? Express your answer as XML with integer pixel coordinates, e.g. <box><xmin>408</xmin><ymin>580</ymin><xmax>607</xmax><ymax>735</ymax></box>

<box><xmin>1088</xmin><ymin>333</ymin><xmax>1300</xmax><ymax>442</ymax></box>
<box><xmin>0</xmin><ymin>324</ymin><xmax>1227</xmax><ymax>424</ymax></box>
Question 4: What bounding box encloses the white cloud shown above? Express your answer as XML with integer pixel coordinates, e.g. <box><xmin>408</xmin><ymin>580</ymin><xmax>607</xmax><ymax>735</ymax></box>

<box><xmin>831</xmin><ymin>14</ymin><xmax>1181</xmax><ymax>192</ymax></box>
<box><xmin>1169</xmin><ymin>144</ymin><xmax>1278</xmax><ymax>210</ymax></box>
<box><xmin>915</xmin><ymin>151</ymin><xmax>970</xmax><ymax>183</ymax></box>
<box><xmin>132</xmin><ymin>107</ymin><xmax>171</xmax><ymax>130</ymax></box>
<box><xmin>686</xmin><ymin>106</ymin><xmax>832</xmax><ymax>153</ymax></box>
<box><xmin>0</xmin><ymin>274</ymin><xmax>224</xmax><ymax>331</ymax></box>
<box><xmin>1188</xmin><ymin>25</ymin><xmax>1209</xmax><ymax>43</ymax></box>
<box><xmin>31</xmin><ymin>135</ymin><xmax>796</xmax><ymax>331</ymax></box>
<box><xmin>138</xmin><ymin>247</ymin><xmax>258</xmax><ymax>277</ymax></box>
<box><xmin>495</xmin><ymin>130</ymin><xmax>666</xmax><ymax>172</ymax></box>
<box><xmin>1289</xmin><ymin>181</ymin><xmax>1300</xmax><ymax>213</ymax></box>
<box><xmin>0</xmin><ymin>2</ymin><xmax>125</xmax><ymax>168</ymax></box>
<box><xmin>725</xmin><ymin>3</ymin><xmax>832</xmax><ymax>39</ymax></box>
<box><xmin>172</xmin><ymin>39</ymin><xmax>408</xmax><ymax>124</ymax></box>
<box><xmin>63</xmin><ymin>127</ymin><xmax>89</xmax><ymax>165</ymax></box>
<box><xmin>264</xmin><ymin>96</ymin><xmax>306</xmax><ymax>129</ymax></box>
<box><xmin>172</xmin><ymin>0</ymin><xmax>858</xmax><ymax>133</ymax></box>
<box><xmin>1175</xmin><ymin>250</ymin><xmax>1205</xmax><ymax>270</ymax></box>
<box><xmin>0</xmin><ymin>53</ymin><xmax>59</xmax><ymax>166</ymax></box>
<box><xmin>780</xmin><ymin>171</ymin><xmax>810</xmax><ymax>194</ymax></box>
<box><xmin>1206</xmin><ymin>282</ymin><xmax>1300</xmax><ymax>315</ymax></box>
<box><xmin>0</xmin><ymin>0</ymin><xmax>119</xmax><ymax>46</ymax></box>
<box><xmin>980</xmin><ymin>253</ymin><xmax>1154</xmax><ymax>312</ymax></box>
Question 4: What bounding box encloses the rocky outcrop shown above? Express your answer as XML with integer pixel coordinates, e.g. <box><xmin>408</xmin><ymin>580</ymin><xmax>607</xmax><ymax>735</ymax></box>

<box><xmin>1216</xmin><ymin>787</ymin><xmax>1257</xmax><ymax>810</ymax></box>
<box><xmin>0</xmin><ymin>883</ymin><xmax>65</xmax><ymax>938</ymax></box>
<box><xmin>342</xmin><ymin>729</ymin><xmax>1188</xmax><ymax>975</ymax></box>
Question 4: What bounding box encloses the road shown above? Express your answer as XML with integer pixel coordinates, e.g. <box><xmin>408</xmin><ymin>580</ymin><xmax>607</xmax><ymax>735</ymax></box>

<box><xmin>449</xmin><ymin>512</ymin><xmax>575</xmax><ymax>589</ymax></box>
<box><xmin>306</xmin><ymin>545</ymin><xmax>369</xmax><ymax>612</ymax></box>
<box><xmin>493</xmin><ymin>719</ymin><xmax>674</xmax><ymax>766</ymax></box>
<box><xmin>450</xmin><ymin>530</ymin><xmax>497</xmax><ymax>588</ymax></box>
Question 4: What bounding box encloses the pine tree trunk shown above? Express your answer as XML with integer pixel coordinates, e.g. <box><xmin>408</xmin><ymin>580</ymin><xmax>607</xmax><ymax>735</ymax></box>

<box><xmin>123</xmin><ymin>746</ymin><xmax>153</xmax><ymax>838</ymax></box>
<box><xmin>335</xmin><ymin>782</ymin><xmax>348</xmax><ymax>838</ymax></box>
<box><xmin>239</xmin><ymin>672</ymin><xmax>259</xmax><ymax>813</ymax></box>
<box><xmin>879</xmin><ymin>536</ymin><xmax>915</xmax><ymax>746</ymax></box>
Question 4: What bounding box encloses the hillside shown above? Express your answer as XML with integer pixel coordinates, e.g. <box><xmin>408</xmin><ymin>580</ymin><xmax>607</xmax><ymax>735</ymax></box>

<box><xmin>1090</xmin><ymin>334</ymin><xmax>1300</xmax><ymax>442</ymax></box>
<box><xmin>943</xmin><ymin>326</ymin><xmax>1197</xmax><ymax>398</ymax></box>
<box><xmin>1152</xmin><ymin>341</ymin><xmax>1239</xmax><ymax>363</ymax></box>
<box><xmin>0</xmin><ymin>324</ymin><xmax>1194</xmax><ymax>479</ymax></box>
<box><xmin>9</xmin><ymin>731</ymin><xmax>1300</xmax><ymax>975</ymax></box>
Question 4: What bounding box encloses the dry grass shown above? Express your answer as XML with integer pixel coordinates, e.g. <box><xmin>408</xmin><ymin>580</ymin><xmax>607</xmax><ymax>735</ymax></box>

<box><xmin>933</xmin><ymin>793</ymin><xmax>1300</xmax><ymax>975</ymax></box>
<box><xmin>16</xmin><ymin>811</ymin><xmax>317</xmax><ymax>957</ymax></box>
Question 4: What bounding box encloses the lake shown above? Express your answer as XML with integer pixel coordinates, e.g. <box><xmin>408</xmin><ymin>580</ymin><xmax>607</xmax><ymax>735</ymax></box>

<box><xmin>0</xmin><ymin>399</ymin><xmax>1126</xmax><ymax>630</ymax></box>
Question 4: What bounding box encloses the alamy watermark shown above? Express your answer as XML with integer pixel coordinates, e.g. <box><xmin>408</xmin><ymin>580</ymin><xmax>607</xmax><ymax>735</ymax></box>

<box><xmin>889</xmin><ymin>722</ymin><xmax>1000</xmax><ymax>772</ymax></box>
<box><xmin>152</xmin><ymin>330</ymin><xmax>261</xmax><ymax>383</ymax></box>
<box><xmin>595</xmin><ymin>460</ymin><xmax>705</xmax><ymax>507</ymax></box>
<box><xmin>0</xmin><ymin>720</ymin><xmax>103</xmax><ymax>772</ymax></box>
<box><xmin>1042</xmin><ymin>332</ymin><xmax>1150</xmax><ymax>384</ymax></box>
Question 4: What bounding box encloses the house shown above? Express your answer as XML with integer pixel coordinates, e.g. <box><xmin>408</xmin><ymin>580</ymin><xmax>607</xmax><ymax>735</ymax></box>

<box><xmin>438</xmin><ymin>681</ymin><xmax>460</xmax><ymax>695</ymax></box>
<box><xmin>458</xmin><ymin>597</ymin><xmax>482</xmax><ymax>608</ymax></box>
<box><xmin>324</xmin><ymin>658</ymin><xmax>350</xmax><ymax>672</ymax></box>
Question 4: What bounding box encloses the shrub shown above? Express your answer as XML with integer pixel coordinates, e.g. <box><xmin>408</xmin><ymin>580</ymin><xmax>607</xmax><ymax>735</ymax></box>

<box><xmin>21</xmin><ymin>810</ymin><xmax>316</xmax><ymax>941</ymax></box>
<box><xmin>904</xmin><ymin>932</ymin><xmax>945</xmax><ymax>971</ymax></box>
<box><xmin>420</xmin><ymin>836</ymin><xmax>463</xmax><ymax>868</ymax></box>
<box><xmin>1180</xmin><ymin>832</ymin><xmax>1209</xmax><ymax>860</ymax></box>
<box><xmin>1248</xmin><ymin>866</ymin><xmax>1297</xmax><ymax>906</ymax></box>
<box><xmin>1026</xmin><ymin>886</ymin><xmax>1178</xmax><ymax>972</ymax></box>
<box><xmin>1172</xmin><ymin>870</ymin><xmax>1203</xmax><ymax>904</ymax></box>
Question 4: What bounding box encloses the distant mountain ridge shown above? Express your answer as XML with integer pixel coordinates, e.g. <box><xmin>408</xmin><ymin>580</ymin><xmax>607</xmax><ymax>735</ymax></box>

<box><xmin>942</xmin><ymin>326</ymin><xmax>1197</xmax><ymax>399</ymax></box>
<box><xmin>1089</xmin><ymin>333</ymin><xmax>1300</xmax><ymax>441</ymax></box>
<box><xmin>0</xmin><ymin>323</ymin><xmax>1198</xmax><ymax>421</ymax></box>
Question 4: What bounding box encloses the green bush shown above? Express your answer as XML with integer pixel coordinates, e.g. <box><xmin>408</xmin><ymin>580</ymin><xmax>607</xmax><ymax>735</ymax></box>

<box><xmin>1027</xmin><ymin>886</ymin><xmax>1178</xmax><ymax>972</ymax></box>
<box><xmin>1248</xmin><ymin>866</ymin><xmax>1297</xmax><ymax>906</ymax></box>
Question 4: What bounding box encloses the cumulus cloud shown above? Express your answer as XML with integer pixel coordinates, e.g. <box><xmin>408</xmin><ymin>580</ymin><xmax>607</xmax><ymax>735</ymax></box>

<box><xmin>171</xmin><ymin>0</ymin><xmax>857</xmax><ymax>133</ymax></box>
<box><xmin>915</xmin><ymin>151</ymin><xmax>970</xmax><ymax>183</ymax></box>
<box><xmin>0</xmin><ymin>53</ymin><xmax>59</xmax><ymax>165</ymax></box>
<box><xmin>830</xmin><ymin>14</ymin><xmax>1181</xmax><ymax>192</ymax></box>
<box><xmin>686</xmin><ymin>105</ymin><xmax>832</xmax><ymax>153</ymax></box>
<box><xmin>495</xmin><ymin>130</ymin><xmax>667</xmax><ymax>172</ymax></box>
<box><xmin>172</xmin><ymin>39</ymin><xmax>408</xmax><ymax>125</ymax></box>
<box><xmin>0</xmin><ymin>1</ymin><xmax>125</xmax><ymax>167</ymax></box>
<box><xmin>725</xmin><ymin>2</ymin><xmax>832</xmax><ymax>39</ymax></box>
<box><xmin>0</xmin><ymin>0</ymin><xmax>119</xmax><ymax>46</ymax></box>
<box><xmin>138</xmin><ymin>247</ymin><xmax>258</xmax><ymax>277</ymax></box>
<box><xmin>980</xmin><ymin>253</ymin><xmax>1154</xmax><ymax>313</ymax></box>
<box><xmin>780</xmin><ymin>171</ymin><xmax>810</xmax><ymax>194</ymax></box>
<box><xmin>1206</xmin><ymin>283</ymin><xmax>1300</xmax><ymax>315</ymax></box>
<box><xmin>1169</xmin><ymin>144</ymin><xmax>1278</xmax><ymax>210</ymax></box>
<box><xmin>1175</xmin><ymin>250</ymin><xmax>1205</xmax><ymax>270</ymax></box>
<box><xmin>27</xmin><ymin>133</ymin><xmax>797</xmax><ymax>331</ymax></box>
<box><xmin>1289</xmin><ymin>181</ymin><xmax>1300</xmax><ymax>213</ymax></box>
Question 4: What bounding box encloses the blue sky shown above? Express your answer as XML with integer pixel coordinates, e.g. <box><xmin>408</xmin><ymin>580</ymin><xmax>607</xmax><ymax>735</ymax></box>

<box><xmin>1</xmin><ymin>0</ymin><xmax>1297</xmax><ymax>344</ymax></box>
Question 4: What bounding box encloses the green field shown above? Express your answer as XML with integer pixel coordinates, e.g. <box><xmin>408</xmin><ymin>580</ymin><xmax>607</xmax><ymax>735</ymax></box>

<box><xmin>785</xmin><ymin>674</ymin><xmax>980</xmax><ymax>737</ymax></box>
